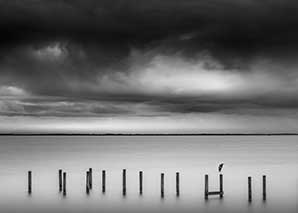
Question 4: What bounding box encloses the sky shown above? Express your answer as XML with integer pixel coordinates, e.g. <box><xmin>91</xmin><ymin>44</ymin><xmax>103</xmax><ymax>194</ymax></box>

<box><xmin>1</xmin><ymin>0</ymin><xmax>298</xmax><ymax>133</ymax></box>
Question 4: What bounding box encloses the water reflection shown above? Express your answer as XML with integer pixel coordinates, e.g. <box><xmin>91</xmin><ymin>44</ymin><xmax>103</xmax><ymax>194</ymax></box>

<box><xmin>0</xmin><ymin>136</ymin><xmax>297</xmax><ymax>213</ymax></box>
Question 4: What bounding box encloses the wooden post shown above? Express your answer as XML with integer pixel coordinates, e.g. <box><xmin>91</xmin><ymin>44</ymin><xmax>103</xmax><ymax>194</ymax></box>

<box><xmin>89</xmin><ymin>168</ymin><xmax>92</xmax><ymax>189</ymax></box>
<box><xmin>102</xmin><ymin>170</ymin><xmax>106</xmax><ymax>193</ymax></box>
<box><xmin>63</xmin><ymin>172</ymin><xmax>66</xmax><ymax>196</ymax></box>
<box><xmin>59</xmin><ymin>169</ymin><xmax>62</xmax><ymax>192</ymax></box>
<box><xmin>248</xmin><ymin>176</ymin><xmax>252</xmax><ymax>202</ymax></box>
<box><xmin>161</xmin><ymin>173</ymin><xmax>164</xmax><ymax>198</ymax></box>
<box><xmin>262</xmin><ymin>175</ymin><xmax>266</xmax><ymax>201</ymax></box>
<box><xmin>122</xmin><ymin>169</ymin><xmax>126</xmax><ymax>196</ymax></box>
<box><xmin>219</xmin><ymin>174</ymin><xmax>223</xmax><ymax>198</ymax></box>
<box><xmin>28</xmin><ymin>171</ymin><xmax>32</xmax><ymax>194</ymax></box>
<box><xmin>204</xmin><ymin>174</ymin><xmax>208</xmax><ymax>200</ymax></box>
<box><xmin>139</xmin><ymin>171</ymin><xmax>143</xmax><ymax>195</ymax></box>
<box><xmin>86</xmin><ymin>171</ymin><xmax>90</xmax><ymax>194</ymax></box>
<box><xmin>176</xmin><ymin>172</ymin><xmax>180</xmax><ymax>196</ymax></box>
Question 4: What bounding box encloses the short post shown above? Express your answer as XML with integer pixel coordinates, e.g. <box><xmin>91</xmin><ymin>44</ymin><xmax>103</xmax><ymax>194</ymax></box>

<box><xmin>248</xmin><ymin>176</ymin><xmax>252</xmax><ymax>202</ymax></box>
<box><xmin>63</xmin><ymin>172</ymin><xmax>66</xmax><ymax>196</ymax></box>
<box><xmin>176</xmin><ymin>172</ymin><xmax>180</xmax><ymax>196</ymax></box>
<box><xmin>262</xmin><ymin>175</ymin><xmax>266</xmax><ymax>201</ymax></box>
<box><xmin>204</xmin><ymin>174</ymin><xmax>208</xmax><ymax>200</ymax></box>
<box><xmin>102</xmin><ymin>170</ymin><xmax>106</xmax><ymax>193</ymax></box>
<box><xmin>59</xmin><ymin>169</ymin><xmax>62</xmax><ymax>192</ymax></box>
<box><xmin>122</xmin><ymin>169</ymin><xmax>126</xmax><ymax>196</ymax></box>
<box><xmin>89</xmin><ymin>168</ymin><xmax>92</xmax><ymax>189</ymax></box>
<box><xmin>28</xmin><ymin>171</ymin><xmax>32</xmax><ymax>194</ymax></box>
<box><xmin>219</xmin><ymin>174</ymin><xmax>223</xmax><ymax>198</ymax></box>
<box><xmin>161</xmin><ymin>173</ymin><xmax>164</xmax><ymax>198</ymax></box>
<box><xmin>86</xmin><ymin>171</ymin><xmax>90</xmax><ymax>194</ymax></box>
<box><xmin>139</xmin><ymin>171</ymin><xmax>143</xmax><ymax>195</ymax></box>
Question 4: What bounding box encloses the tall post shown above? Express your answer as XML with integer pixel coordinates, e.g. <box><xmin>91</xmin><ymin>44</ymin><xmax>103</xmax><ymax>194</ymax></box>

<box><xmin>248</xmin><ymin>176</ymin><xmax>252</xmax><ymax>202</ymax></box>
<box><xmin>28</xmin><ymin>171</ymin><xmax>32</xmax><ymax>194</ymax></box>
<box><xmin>89</xmin><ymin>168</ymin><xmax>92</xmax><ymax>189</ymax></box>
<box><xmin>122</xmin><ymin>169</ymin><xmax>126</xmax><ymax>196</ymax></box>
<box><xmin>139</xmin><ymin>171</ymin><xmax>143</xmax><ymax>195</ymax></box>
<box><xmin>102</xmin><ymin>170</ymin><xmax>106</xmax><ymax>193</ymax></box>
<box><xmin>262</xmin><ymin>175</ymin><xmax>266</xmax><ymax>201</ymax></box>
<box><xmin>219</xmin><ymin>174</ymin><xmax>223</xmax><ymax>198</ymax></box>
<box><xmin>176</xmin><ymin>172</ymin><xmax>180</xmax><ymax>196</ymax></box>
<box><xmin>161</xmin><ymin>173</ymin><xmax>164</xmax><ymax>198</ymax></box>
<box><xmin>204</xmin><ymin>174</ymin><xmax>209</xmax><ymax>200</ymax></box>
<box><xmin>63</xmin><ymin>172</ymin><xmax>66</xmax><ymax>196</ymax></box>
<box><xmin>86</xmin><ymin>171</ymin><xmax>90</xmax><ymax>194</ymax></box>
<box><xmin>59</xmin><ymin>169</ymin><xmax>62</xmax><ymax>192</ymax></box>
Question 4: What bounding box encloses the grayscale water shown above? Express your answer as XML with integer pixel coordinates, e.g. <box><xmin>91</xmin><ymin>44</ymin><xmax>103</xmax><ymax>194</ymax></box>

<box><xmin>0</xmin><ymin>136</ymin><xmax>297</xmax><ymax>213</ymax></box>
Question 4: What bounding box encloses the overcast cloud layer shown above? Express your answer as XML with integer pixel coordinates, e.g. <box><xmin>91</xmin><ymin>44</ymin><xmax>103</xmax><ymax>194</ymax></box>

<box><xmin>1</xmin><ymin>0</ymin><xmax>298</xmax><ymax>133</ymax></box>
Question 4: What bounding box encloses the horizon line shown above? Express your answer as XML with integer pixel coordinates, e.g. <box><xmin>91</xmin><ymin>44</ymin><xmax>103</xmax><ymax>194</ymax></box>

<box><xmin>1</xmin><ymin>133</ymin><xmax>298</xmax><ymax>136</ymax></box>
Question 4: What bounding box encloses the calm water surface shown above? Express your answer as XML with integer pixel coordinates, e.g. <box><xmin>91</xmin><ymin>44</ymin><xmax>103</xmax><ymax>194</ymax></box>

<box><xmin>0</xmin><ymin>136</ymin><xmax>297</xmax><ymax>213</ymax></box>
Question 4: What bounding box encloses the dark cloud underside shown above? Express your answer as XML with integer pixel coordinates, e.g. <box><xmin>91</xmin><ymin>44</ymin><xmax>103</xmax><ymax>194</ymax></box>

<box><xmin>0</xmin><ymin>0</ymin><xmax>298</xmax><ymax>132</ymax></box>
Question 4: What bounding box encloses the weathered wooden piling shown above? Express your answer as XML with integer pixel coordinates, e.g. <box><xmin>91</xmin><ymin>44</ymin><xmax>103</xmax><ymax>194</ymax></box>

<box><xmin>161</xmin><ymin>173</ymin><xmax>164</xmax><ymax>198</ymax></box>
<box><xmin>89</xmin><ymin>168</ymin><xmax>92</xmax><ymax>189</ymax></box>
<box><xmin>122</xmin><ymin>169</ymin><xmax>126</xmax><ymax>196</ymax></box>
<box><xmin>63</xmin><ymin>172</ymin><xmax>66</xmax><ymax>196</ymax></box>
<box><xmin>176</xmin><ymin>172</ymin><xmax>180</xmax><ymax>196</ymax></box>
<box><xmin>139</xmin><ymin>171</ymin><xmax>143</xmax><ymax>195</ymax></box>
<box><xmin>28</xmin><ymin>171</ymin><xmax>32</xmax><ymax>194</ymax></box>
<box><xmin>102</xmin><ymin>170</ymin><xmax>106</xmax><ymax>193</ymax></box>
<box><xmin>248</xmin><ymin>176</ymin><xmax>252</xmax><ymax>202</ymax></box>
<box><xmin>204</xmin><ymin>174</ymin><xmax>224</xmax><ymax>199</ymax></box>
<box><xmin>219</xmin><ymin>174</ymin><xmax>223</xmax><ymax>198</ymax></box>
<box><xmin>262</xmin><ymin>175</ymin><xmax>266</xmax><ymax>201</ymax></box>
<box><xmin>59</xmin><ymin>169</ymin><xmax>62</xmax><ymax>192</ymax></box>
<box><xmin>86</xmin><ymin>171</ymin><xmax>90</xmax><ymax>194</ymax></box>
<box><xmin>204</xmin><ymin>174</ymin><xmax>208</xmax><ymax>200</ymax></box>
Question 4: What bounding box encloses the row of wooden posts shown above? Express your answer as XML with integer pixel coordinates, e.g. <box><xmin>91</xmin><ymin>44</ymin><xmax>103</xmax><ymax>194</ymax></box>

<box><xmin>27</xmin><ymin>170</ymin><xmax>267</xmax><ymax>202</ymax></box>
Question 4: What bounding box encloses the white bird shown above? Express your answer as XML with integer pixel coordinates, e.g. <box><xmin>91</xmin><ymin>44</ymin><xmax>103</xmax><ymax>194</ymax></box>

<box><xmin>218</xmin><ymin>163</ymin><xmax>224</xmax><ymax>172</ymax></box>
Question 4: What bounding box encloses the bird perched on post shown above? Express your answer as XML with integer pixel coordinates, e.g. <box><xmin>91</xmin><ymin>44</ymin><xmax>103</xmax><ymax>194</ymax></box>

<box><xmin>218</xmin><ymin>163</ymin><xmax>224</xmax><ymax>172</ymax></box>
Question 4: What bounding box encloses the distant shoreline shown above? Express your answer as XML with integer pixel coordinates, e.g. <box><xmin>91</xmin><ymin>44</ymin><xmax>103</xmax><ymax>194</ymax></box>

<box><xmin>0</xmin><ymin>133</ymin><xmax>298</xmax><ymax>136</ymax></box>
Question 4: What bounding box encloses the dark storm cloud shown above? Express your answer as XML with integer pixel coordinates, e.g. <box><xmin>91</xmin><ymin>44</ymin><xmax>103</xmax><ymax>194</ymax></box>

<box><xmin>1</xmin><ymin>0</ymin><xmax>298</xmax><ymax>53</ymax></box>
<box><xmin>1</xmin><ymin>0</ymin><xmax>298</xmax><ymax>120</ymax></box>
<box><xmin>1</xmin><ymin>0</ymin><xmax>298</xmax><ymax>65</ymax></box>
